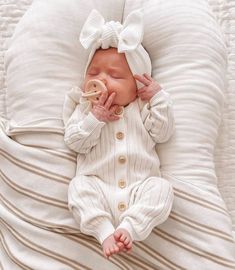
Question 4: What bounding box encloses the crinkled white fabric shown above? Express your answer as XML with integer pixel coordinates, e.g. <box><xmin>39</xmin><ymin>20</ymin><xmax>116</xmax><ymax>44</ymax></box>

<box><xmin>3</xmin><ymin>0</ymin><xmax>125</xmax><ymax>135</ymax></box>
<box><xmin>0</xmin><ymin>0</ymin><xmax>32</xmax><ymax>120</ymax></box>
<box><xmin>65</xmin><ymin>91</ymin><xmax>174</xmax><ymax>243</ymax></box>
<box><xmin>1</xmin><ymin>0</ymin><xmax>235</xmax><ymax>269</ymax></box>
<box><xmin>79</xmin><ymin>9</ymin><xmax>152</xmax><ymax>84</ymax></box>
<box><xmin>208</xmin><ymin>0</ymin><xmax>235</xmax><ymax>236</ymax></box>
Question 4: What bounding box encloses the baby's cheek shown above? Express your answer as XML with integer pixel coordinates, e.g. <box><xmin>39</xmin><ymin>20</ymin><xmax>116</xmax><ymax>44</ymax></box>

<box><xmin>108</xmin><ymin>81</ymin><xmax>119</xmax><ymax>93</ymax></box>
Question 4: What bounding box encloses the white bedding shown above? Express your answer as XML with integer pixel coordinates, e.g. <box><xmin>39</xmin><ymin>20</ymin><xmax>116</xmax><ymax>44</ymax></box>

<box><xmin>0</xmin><ymin>0</ymin><xmax>235</xmax><ymax>269</ymax></box>
<box><xmin>1</xmin><ymin>0</ymin><xmax>234</xmax><ymax>232</ymax></box>
<box><xmin>208</xmin><ymin>0</ymin><xmax>235</xmax><ymax>234</ymax></box>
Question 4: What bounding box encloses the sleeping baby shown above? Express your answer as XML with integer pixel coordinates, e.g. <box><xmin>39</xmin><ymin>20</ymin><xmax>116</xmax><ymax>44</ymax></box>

<box><xmin>64</xmin><ymin>9</ymin><xmax>175</xmax><ymax>258</ymax></box>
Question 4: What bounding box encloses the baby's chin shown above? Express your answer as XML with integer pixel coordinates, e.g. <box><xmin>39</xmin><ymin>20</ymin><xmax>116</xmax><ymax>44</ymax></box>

<box><xmin>115</xmin><ymin>98</ymin><xmax>137</xmax><ymax>107</ymax></box>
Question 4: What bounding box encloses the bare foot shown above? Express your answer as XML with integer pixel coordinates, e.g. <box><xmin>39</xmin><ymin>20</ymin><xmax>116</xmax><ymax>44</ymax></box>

<box><xmin>114</xmin><ymin>228</ymin><xmax>132</xmax><ymax>253</ymax></box>
<box><xmin>102</xmin><ymin>234</ymin><xmax>120</xmax><ymax>259</ymax></box>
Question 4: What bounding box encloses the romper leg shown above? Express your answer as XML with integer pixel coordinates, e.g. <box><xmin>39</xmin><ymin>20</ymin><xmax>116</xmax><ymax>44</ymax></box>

<box><xmin>117</xmin><ymin>177</ymin><xmax>174</xmax><ymax>241</ymax></box>
<box><xmin>68</xmin><ymin>175</ymin><xmax>115</xmax><ymax>244</ymax></box>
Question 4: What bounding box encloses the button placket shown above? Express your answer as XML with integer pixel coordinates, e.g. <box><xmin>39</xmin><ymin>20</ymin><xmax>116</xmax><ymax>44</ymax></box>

<box><xmin>118</xmin><ymin>179</ymin><xmax>126</xmax><ymax>189</ymax></box>
<box><xmin>118</xmin><ymin>155</ymin><xmax>126</xmax><ymax>164</ymax></box>
<box><xmin>114</xmin><ymin>116</ymin><xmax>128</xmax><ymax>212</ymax></box>
<box><xmin>118</xmin><ymin>202</ymin><xmax>127</xmax><ymax>212</ymax></box>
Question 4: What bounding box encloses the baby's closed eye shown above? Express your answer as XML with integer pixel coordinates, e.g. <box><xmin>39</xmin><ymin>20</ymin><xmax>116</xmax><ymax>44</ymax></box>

<box><xmin>88</xmin><ymin>71</ymin><xmax>98</xmax><ymax>76</ymax></box>
<box><xmin>110</xmin><ymin>72</ymin><xmax>124</xmax><ymax>79</ymax></box>
<box><xmin>87</xmin><ymin>67</ymin><xmax>99</xmax><ymax>76</ymax></box>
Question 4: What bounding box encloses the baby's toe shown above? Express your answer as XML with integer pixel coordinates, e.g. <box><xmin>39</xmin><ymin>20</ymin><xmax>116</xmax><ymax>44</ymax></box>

<box><xmin>124</xmin><ymin>237</ymin><xmax>130</xmax><ymax>245</ymax></box>
<box><xmin>113</xmin><ymin>244</ymin><xmax>119</xmax><ymax>253</ymax></box>
<box><xmin>105</xmin><ymin>248</ymin><xmax>111</xmax><ymax>258</ymax></box>
<box><xmin>117</xmin><ymin>242</ymin><xmax>125</xmax><ymax>251</ymax></box>
<box><xmin>120</xmin><ymin>234</ymin><xmax>127</xmax><ymax>242</ymax></box>
<box><xmin>114</xmin><ymin>230</ymin><xmax>122</xmax><ymax>241</ymax></box>
<box><xmin>126</xmin><ymin>242</ymin><xmax>132</xmax><ymax>250</ymax></box>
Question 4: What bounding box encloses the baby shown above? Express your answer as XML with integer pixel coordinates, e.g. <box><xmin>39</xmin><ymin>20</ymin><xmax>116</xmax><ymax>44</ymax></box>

<box><xmin>64</xmin><ymin>10</ymin><xmax>175</xmax><ymax>258</ymax></box>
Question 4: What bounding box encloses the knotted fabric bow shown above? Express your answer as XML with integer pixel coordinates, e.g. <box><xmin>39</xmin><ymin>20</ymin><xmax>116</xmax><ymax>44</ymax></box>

<box><xmin>79</xmin><ymin>9</ymin><xmax>152</xmax><ymax>84</ymax></box>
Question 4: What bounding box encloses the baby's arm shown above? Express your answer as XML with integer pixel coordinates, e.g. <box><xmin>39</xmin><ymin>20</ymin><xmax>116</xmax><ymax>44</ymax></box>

<box><xmin>135</xmin><ymin>74</ymin><xmax>175</xmax><ymax>143</ymax></box>
<box><xmin>64</xmin><ymin>91</ymin><xmax>119</xmax><ymax>154</ymax></box>
<box><xmin>64</xmin><ymin>105</ymin><xmax>105</xmax><ymax>154</ymax></box>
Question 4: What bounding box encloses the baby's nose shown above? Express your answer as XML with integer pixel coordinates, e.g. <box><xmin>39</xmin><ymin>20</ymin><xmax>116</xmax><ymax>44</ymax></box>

<box><xmin>98</xmin><ymin>73</ymin><xmax>107</xmax><ymax>85</ymax></box>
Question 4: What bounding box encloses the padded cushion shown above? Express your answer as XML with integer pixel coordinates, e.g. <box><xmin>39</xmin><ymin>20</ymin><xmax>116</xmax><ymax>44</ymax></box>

<box><xmin>4</xmin><ymin>0</ymin><xmax>124</xmax><ymax>137</ymax></box>
<box><xmin>123</xmin><ymin>1</ymin><xmax>235</xmax><ymax>268</ymax></box>
<box><xmin>3</xmin><ymin>0</ymin><xmax>235</xmax><ymax>269</ymax></box>
<box><xmin>124</xmin><ymin>0</ymin><xmax>227</xmax><ymax>186</ymax></box>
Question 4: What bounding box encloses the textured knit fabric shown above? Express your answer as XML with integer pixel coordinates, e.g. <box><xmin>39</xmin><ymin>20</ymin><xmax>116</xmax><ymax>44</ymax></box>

<box><xmin>80</xmin><ymin>9</ymin><xmax>152</xmax><ymax>85</ymax></box>
<box><xmin>65</xmin><ymin>89</ymin><xmax>175</xmax><ymax>244</ymax></box>
<box><xmin>2</xmin><ymin>1</ymin><xmax>235</xmax><ymax>269</ymax></box>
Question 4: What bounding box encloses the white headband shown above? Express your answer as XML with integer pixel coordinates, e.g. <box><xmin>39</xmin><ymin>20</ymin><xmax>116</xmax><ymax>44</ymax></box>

<box><xmin>79</xmin><ymin>9</ymin><xmax>152</xmax><ymax>88</ymax></box>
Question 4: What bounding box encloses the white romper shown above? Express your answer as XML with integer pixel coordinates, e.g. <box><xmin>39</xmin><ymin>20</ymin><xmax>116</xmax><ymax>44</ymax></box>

<box><xmin>65</xmin><ymin>89</ymin><xmax>175</xmax><ymax>244</ymax></box>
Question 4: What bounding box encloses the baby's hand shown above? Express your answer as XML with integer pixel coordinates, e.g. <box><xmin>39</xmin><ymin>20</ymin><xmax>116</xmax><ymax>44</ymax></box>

<box><xmin>91</xmin><ymin>92</ymin><xmax>120</xmax><ymax>122</ymax></box>
<box><xmin>134</xmin><ymin>73</ymin><xmax>162</xmax><ymax>101</ymax></box>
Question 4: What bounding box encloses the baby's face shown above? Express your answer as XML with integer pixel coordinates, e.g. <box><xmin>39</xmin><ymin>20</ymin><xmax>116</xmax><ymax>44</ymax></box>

<box><xmin>84</xmin><ymin>48</ymin><xmax>137</xmax><ymax>106</ymax></box>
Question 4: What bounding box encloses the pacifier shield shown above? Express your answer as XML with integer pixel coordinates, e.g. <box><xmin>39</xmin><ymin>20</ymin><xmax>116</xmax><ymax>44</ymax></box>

<box><xmin>83</xmin><ymin>79</ymin><xmax>107</xmax><ymax>103</ymax></box>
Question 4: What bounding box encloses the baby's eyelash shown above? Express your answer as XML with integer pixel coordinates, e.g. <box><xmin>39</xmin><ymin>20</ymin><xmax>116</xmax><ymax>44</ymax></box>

<box><xmin>111</xmin><ymin>74</ymin><xmax>123</xmax><ymax>79</ymax></box>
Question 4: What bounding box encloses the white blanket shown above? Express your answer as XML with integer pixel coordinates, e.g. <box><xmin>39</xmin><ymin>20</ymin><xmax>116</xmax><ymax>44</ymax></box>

<box><xmin>0</xmin><ymin>0</ymin><xmax>235</xmax><ymax>269</ymax></box>
<box><xmin>209</xmin><ymin>0</ymin><xmax>235</xmax><ymax>234</ymax></box>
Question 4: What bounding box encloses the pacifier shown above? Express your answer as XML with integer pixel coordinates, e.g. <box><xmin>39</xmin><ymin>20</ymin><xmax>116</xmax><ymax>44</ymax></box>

<box><xmin>82</xmin><ymin>79</ymin><xmax>124</xmax><ymax>117</ymax></box>
<box><xmin>82</xmin><ymin>79</ymin><xmax>108</xmax><ymax>104</ymax></box>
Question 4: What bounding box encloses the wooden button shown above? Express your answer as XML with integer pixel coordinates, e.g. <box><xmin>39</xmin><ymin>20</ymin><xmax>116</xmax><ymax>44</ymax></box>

<box><xmin>118</xmin><ymin>155</ymin><xmax>126</xmax><ymax>164</ymax></box>
<box><xmin>115</xmin><ymin>106</ymin><xmax>124</xmax><ymax>115</ymax></box>
<box><xmin>118</xmin><ymin>179</ymin><xmax>126</xmax><ymax>189</ymax></box>
<box><xmin>118</xmin><ymin>202</ymin><xmax>126</xmax><ymax>211</ymax></box>
<box><xmin>116</xmin><ymin>132</ymin><xmax>124</xmax><ymax>140</ymax></box>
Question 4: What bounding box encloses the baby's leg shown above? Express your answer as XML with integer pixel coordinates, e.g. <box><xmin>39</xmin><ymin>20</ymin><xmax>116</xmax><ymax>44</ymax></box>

<box><xmin>116</xmin><ymin>177</ymin><xmax>173</xmax><ymax>243</ymax></box>
<box><xmin>68</xmin><ymin>176</ymin><xmax>119</xmax><ymax>257</ymax></box>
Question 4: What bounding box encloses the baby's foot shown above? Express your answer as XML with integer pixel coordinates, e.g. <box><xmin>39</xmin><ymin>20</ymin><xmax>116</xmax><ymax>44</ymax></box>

<box><xmin>114</xmin><ymin>228</ymin><xmax>132</xmax><ymax>252</ymax></box>
<box><xmin>102</xmin><ymin>234</ymin><xmax>120</xmax><ymax>259</ymax></box>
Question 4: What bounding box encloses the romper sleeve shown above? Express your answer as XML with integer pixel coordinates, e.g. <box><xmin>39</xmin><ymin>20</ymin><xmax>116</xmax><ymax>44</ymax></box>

<box><xmin>140</xmin><ymin>90</ymin><xmax>175</xmax><ymax>143</ymax></box>
<box><xmin>64</xmin><ymin>104</ymin><xmax>105</xmax><ymax>154</ymax></box>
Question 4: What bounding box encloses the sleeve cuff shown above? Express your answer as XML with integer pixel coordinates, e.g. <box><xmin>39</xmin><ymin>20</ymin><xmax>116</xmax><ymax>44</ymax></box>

<box><xmin>116</xmin><ymin>220</ymin><xmax>135</xmax><ymax>241</ymax></box>
<box><xmin>81</xmin><ymin>112</ymin><xmax>105</xmax><ymax>133</ymax></box>
<box><xmin>91</xmin><ymin>220</ymin><xmax>116</xmax><ymax>244</ymax></box>
<box><xmin>149</xmin><ymin>89</ymin><xmax>171</xmax><ymax>106</ymax></box>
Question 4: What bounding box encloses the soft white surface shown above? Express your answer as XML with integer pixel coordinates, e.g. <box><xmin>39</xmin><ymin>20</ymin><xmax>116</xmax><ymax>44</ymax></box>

<box><xmin>124</xmin><ymin>0</ymin><xmax>227</xmax><ymax>186</ymax></box>
<box><xmin>0</xmin><ymin>0</ymin><xmax>235</xmax><ymax>268</ymax></box>
<box><xmin>209</xmin><ymin>0</ymin><xmax>235</xmax><ymax>234</ymax></box>
<box><xmin>3</xmin><ymin>0</ymin><xmax>125</xmax><ymax>135</ymax></box>
<box><xmin>0</xmin><ymin>0</ymin><xmax>32</xmax><ymax>120</ymax></box>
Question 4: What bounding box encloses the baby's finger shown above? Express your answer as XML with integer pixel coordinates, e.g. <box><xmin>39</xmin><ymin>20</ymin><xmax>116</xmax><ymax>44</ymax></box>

<box><xmin>137</xmin><ymin>88</ymin><xmax>148</xmax><ymax>99</ymax></box>
<box><xmin>108</xmin><ymin>115</ymin><xmax>120</xmax><ymax>121</ymax></box>
<box><xmin>104</xmin><ymin>92</ymin><xmax>116</xmax><ymax>109</ymax></box>
<box><xmin>137</xmin><ymin>86</ymin><xmax>147</xmax><ymax>94</ymax></box>
<box><xmin>98</xmin><ymin>91</ymin><xmax>108</xmax><ymax>105</ymax></box>
<box><xmin>143</xmin><ymin>73</ymin><xmax>153</xmax><ymax>81</ymax></box>
<box><xmin>109</xmin><ymin>104</ymin><xmax>119</xmax><ymax>114</ymax></box>
<box><xmin>134</xmin><ymin>74</ymin><xmax>151</xmax><ymax>86</ymax></box>
<box><xmin>138</xmin><ymin>92</ymin><xmax>148</xmax><ymax>101</ymax></box>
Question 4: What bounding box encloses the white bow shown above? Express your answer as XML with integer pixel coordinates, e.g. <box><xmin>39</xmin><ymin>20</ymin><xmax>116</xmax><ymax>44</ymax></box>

<box><xmin>79</xmin><ymin>9</ymin><xmax>144</xmax><ymax>52</ymax></box>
